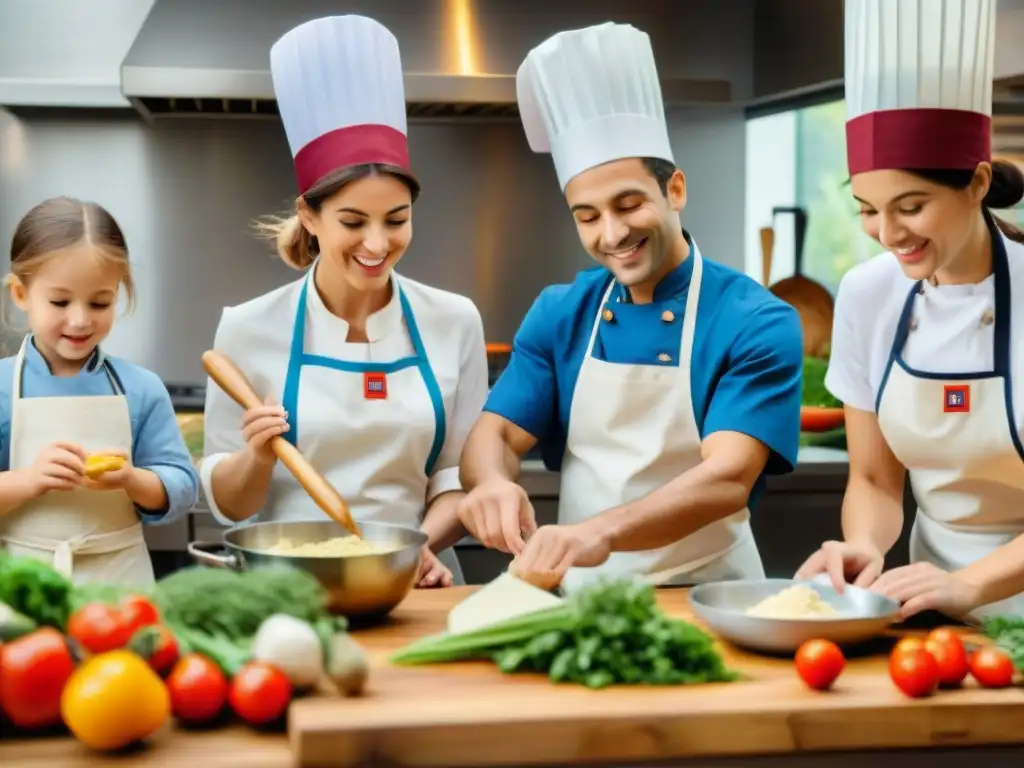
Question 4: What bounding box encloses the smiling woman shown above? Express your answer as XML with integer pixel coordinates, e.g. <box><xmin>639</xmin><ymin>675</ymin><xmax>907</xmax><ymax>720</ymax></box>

<box><xmin>795</xmin><ymin>0</ymin><xmax>1024</xmax><ymax>625</ymax></box>
<box><xmin>199</xmin><ymin>15</ymin><xmax>489</xmax><ymax>591</ymax></box>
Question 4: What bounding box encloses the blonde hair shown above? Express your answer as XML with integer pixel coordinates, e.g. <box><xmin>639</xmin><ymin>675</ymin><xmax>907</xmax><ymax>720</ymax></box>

<box><xmin>4</xmin><ymin>197</ymin><xmax>136</xmax><ymax>326</ymax></box>
<box><xmin>254</xmin><ymin>163</ymin><xmax>421</xmax><ymax>270</ymax></box>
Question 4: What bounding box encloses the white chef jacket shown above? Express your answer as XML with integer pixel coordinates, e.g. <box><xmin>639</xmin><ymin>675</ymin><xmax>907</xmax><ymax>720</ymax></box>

<box><xmin>826</xmin><ymin>232</ymin><xmax>1024</xmax><ymax>420</ymax></box>
<box><xmin>200</xmin><ymin>269</ymin><xmax>488</xmax><ymax>526</ymax></box>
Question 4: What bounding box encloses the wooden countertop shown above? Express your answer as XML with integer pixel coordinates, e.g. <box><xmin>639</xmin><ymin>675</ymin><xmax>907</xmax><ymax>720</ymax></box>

<box><xmin>2</xmin><ymin>587</ymin><xmax>1022</xmax><ymax>767</ymax></box>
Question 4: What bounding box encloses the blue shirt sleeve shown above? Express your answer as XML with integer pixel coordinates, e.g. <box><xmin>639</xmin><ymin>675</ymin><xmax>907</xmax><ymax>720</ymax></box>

<box><xmin>483</xmin><ymin>290</ymin><xmax>559</xmax><ymax>441</ymax></box>
<box><xmin>128</xmin><ymin>370</ymin><xmax>200</xmax><ymax>523</ymax></box>
<box><xmin>702</xmin><ymin>302</ymin><xmax>803</xmax><ymax>475</ymax></box>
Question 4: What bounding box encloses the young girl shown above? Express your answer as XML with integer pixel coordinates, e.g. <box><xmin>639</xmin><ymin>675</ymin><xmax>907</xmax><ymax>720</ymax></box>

<box><xmin>0</xmin><ymin>196</ymin><xmax>199</xmax><ymax>586</ymax></box>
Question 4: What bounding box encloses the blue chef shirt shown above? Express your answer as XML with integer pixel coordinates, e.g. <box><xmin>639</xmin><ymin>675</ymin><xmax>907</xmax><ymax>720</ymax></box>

<box><xmin>0</xmin><ymin>339</ymin><xmax>199</xmax><ymax>522</ymax></box>
<box><xmin>485</xmin><ymin>234</ymin><xmax>804</xmax><ymax>509</ymax></box>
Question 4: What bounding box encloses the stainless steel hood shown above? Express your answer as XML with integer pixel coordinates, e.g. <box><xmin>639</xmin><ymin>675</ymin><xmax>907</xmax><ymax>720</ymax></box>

<box><xmin>120</xmin><ymin>0</ymin><xmax>732</xmax><ymax>119</ymax></box>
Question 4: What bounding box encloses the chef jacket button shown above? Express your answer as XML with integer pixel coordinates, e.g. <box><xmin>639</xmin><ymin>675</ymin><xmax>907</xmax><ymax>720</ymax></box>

<box><xmin>981</xmin><ymin>308</ymin><xmax>994</xmax><ymax>326</ymax></box>
<box><xmin>657</xmin><ymin>353</ymin><xmax>672</xmax><ymax>363</ymax></box>
<box><xmin>661</xmin><ymin>310</ymin><xmax>676</xmax><ymax>323</ymax></box>
<box><xmin>602</xmin><ymin>308</ymin><xmax>615</xmax><ymax>323</ymax></box>
<box><xmin>909</xmin><ymin>317</ymin><xmax>919</xmax><ymax>332</ymax></box>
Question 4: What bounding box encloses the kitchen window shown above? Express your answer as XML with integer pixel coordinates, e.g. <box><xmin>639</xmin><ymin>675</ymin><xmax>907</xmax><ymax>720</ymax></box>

<box><xmin>745</xmin><ymin>99</ymin><xmax>1024</xmax><ymax>293</ymax></box>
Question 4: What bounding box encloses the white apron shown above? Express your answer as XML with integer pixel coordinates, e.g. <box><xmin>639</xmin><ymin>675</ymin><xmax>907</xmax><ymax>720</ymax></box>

<box><xmin>274</xmin><ymin>274</ymin><xmax>464</xmax><ymax>584</ymax></box>
<box><xmin>558</xmin><ymin>245</ymin><xmax>764</xmax><ymax>593</ymax></box>
<box><xmin>0</xmin><ymin>337</ymin><xmax>153</xmax><ymax>586</ymax></box>
<box><xmin>876</xmin><ymin>217</ymin><xmax>1024</xmax><ymax>622</ymax></box>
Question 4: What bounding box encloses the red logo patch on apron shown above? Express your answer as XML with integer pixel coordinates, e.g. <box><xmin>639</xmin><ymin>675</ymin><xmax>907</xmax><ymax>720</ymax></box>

<box><xmin>364</xmin><ymin>371</ymin><xmax>387</xmax><ymax>400</ymax></box>
<box><xmin>943</xmin><ymin>384</ymin><xmax>970</xmax><ymax>413</ymax></box>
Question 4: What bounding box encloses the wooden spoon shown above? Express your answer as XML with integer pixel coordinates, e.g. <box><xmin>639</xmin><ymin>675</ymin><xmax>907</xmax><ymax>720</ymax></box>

<box><xmin>201</xmin><ymin>350</ymin><xmax>361</xmax><ymax>537</ymax></box>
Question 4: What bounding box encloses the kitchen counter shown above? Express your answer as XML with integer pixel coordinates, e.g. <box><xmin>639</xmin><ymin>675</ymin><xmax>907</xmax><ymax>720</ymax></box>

<box><xmin>4</xmin><ymin>587</ymin><xmax>1021</xmax><ymax>767</ymax></box>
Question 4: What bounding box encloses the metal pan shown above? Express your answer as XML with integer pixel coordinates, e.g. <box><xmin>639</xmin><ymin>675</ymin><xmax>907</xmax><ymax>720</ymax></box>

<box><xmin>689</xmin><ymin>578</ymin><xmax>900</xmax><ymax>655</ymax></box>
<box><xmin>188</xmin><ymin>520</ymin><xmax>427</xmax><ymax>622</ymax></box>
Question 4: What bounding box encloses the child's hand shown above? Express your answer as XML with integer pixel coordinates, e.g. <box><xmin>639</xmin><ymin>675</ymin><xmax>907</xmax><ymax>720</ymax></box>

<box><xmin>81</xmin><ymin>449</ymin><xmax>135</xmax><ymax>491</ymax></box>
<box><xmin>28</xmin><ymin>441</ymin><xmax>88</xmax><ymax>494</ymax></box>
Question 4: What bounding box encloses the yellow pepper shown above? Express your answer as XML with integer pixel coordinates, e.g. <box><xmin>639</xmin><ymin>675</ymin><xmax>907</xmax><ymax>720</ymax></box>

<box><xmin>61</xmin><ymin>650</ymin><xmax>171</xmax><ymax>751</ymax></box>
<box><xmin>84</xmin><ymin>454</ymin><xmax>126</xmax><ymax>479</ymax></box>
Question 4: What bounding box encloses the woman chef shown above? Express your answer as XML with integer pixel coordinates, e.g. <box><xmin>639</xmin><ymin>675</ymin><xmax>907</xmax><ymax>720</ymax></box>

<box><xmin>796</xmin><ymin>0</ymin><xmax>1024</xmax><ymax>622</ymax></box>
<box><xmin>200</xmin><ymin>15</ymin><xmax>488</xmax><ymax>587</ymax></box>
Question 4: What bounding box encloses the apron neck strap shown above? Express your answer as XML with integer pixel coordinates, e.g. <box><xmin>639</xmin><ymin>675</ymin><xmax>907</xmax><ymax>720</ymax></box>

<box><xmin>892</xmin><ymin>210</ymin><xmax>1012</xmax><ymax>378</ymax></box>
<box><xmin>13</xmin><ymin>336</ymin><xmax>122</xmax><ymax>399</ymax></box>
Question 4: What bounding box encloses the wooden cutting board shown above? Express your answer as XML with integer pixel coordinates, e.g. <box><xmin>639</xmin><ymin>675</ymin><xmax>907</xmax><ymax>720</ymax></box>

<box><xmin>289</xmin><ymin>588</ymin><xmax>1024</xmax><ymax>766</ymax></box>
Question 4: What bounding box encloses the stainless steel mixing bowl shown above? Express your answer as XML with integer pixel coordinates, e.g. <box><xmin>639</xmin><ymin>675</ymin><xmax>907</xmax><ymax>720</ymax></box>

<box><xmin>689</xmin><ymin>578</ymin><xmax>901</xmax><ymax>654</ymax></box>
<box><xmin>188</xmin><ymin>520</ymin><xmax>427</xmax><ymax>622</ymax></box>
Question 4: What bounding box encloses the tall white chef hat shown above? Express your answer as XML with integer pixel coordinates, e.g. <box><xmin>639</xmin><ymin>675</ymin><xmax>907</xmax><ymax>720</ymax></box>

<box><xmin>844</xmin><ymin>0</ymin><xmax>995</xmax><ymax>175</ymax></box>
<box><xmin>517</xmin><ymin>22</ymin><xmax>674</xmax><ymax>191</ymax></box>
<box><xmin>270</xmin><ymin>15</ymin><xmax>411</xmax><ymax>195</ymax></box>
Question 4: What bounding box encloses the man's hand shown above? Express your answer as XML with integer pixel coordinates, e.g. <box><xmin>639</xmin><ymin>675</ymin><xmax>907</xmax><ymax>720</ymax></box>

<box><xmin>457</xmin><ymin>478</ymin><xmax>537</xmax><ymax>554</ymax></box>
<box><xmin>512</xmin><ymin>523</ymin><xmax>611</xmax><ymax>585</ymax></box>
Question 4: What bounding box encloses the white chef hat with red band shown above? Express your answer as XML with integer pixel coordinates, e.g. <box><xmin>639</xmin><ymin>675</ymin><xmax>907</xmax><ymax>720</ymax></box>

<box><xmin>270</xmin><ymin>15</ymin><xmax>411</xmax><ymax>195</ymax></box>
<box><xmin>844</xmin><ymin>0</ymin><xmax>996</xmax><ymax>176</ymax></box>
<box><xmin>517</xmin><ymin>22</ymin><xmax>675</xmax><ymax>191</ymax></box>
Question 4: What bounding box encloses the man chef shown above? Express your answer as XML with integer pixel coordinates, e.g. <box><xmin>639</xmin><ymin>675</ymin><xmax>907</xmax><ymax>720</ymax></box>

<box><xmin>457</xmin><ymin>22</ymin><xmax>805</xmax><ymax>592</ymax></box>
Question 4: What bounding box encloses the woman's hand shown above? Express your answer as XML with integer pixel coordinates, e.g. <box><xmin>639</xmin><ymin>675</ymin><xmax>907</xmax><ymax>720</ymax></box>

<box><xmin>416</xmin><ymin>547</ymin><xmax>453</xmax><ymax>589</ymax></box>
<box><xmin>870</xmin><ymin>562</ymin><xmax>984</xmax><ymax>620</ymax></box>
<box><xmin>794</xmin><ymin>539</ymin><xmax>885</xmax><ymax>592</ymax></box>
<box><xmin>240</xmin><ymin>397</ymin><xmax>289</xmax><ymax>464</ymax></box>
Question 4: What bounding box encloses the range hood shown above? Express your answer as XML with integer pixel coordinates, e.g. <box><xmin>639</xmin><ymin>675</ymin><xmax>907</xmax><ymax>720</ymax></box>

<box><xmin>120</xmin><ymin>0</ymin><xmax>731</xmax><ymax>120</ymax></box>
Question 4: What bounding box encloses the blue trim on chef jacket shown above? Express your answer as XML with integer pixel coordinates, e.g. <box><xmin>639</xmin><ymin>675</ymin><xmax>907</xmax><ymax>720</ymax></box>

<box><xmin>874</xmin><ymin>210</ymin><xmax>1024</xmax><ymax>461</ymax></box>
<box><xmin>0</xmin><ymin>338</ymin><xmax>200</xmax><ymax>523</ymax></box>
<box><xmin>484</xmin><ymin>236</ymin><xmax>804</xmax><ymax>508</ymax></box>
<box><xmin>280</xmin><ymin>276</ymin><xmax>447</xmax><ymax>476</ymax></box>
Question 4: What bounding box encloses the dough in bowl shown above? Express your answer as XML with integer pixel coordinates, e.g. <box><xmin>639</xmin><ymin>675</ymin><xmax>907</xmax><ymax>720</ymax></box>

<box><xmin>744</xmin><ymin>584</ymin><xmax>838</xmax><ymax>619</ymax></box>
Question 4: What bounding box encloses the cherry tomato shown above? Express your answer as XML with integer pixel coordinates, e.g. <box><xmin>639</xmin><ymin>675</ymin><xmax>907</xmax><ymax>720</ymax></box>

<box><xmin>167</xmin><ymin>654</ymin><xmax>229</xmax><ymax>724</ymax></box>
<box><xmin>795</xmin><ymin>639</ymin><xmax>845</xmax><ymax>690</ymax></box>
<box><xmin>889</xmin><ymin>646</ymin><xmax>940</xmax><ymax>698</ymax></box>
<box><xmin>119</xmin><ymin>595</ymin><xmax>160</xmax><ymax>635</ymax></box>
<box><xmin>969</xmin><ymin>647</ymin><xmax>1015</xmax><ymax>689</ymax></box>
<box><xmin>67</xmin><ymin>603</ymin><xmax>133</xmax><ymax>654</ymax></box>
<box><xmin>0</xmin><ymin>628</ymin><xmax>77</xmax><ymax>729</ymax></box>
<box><xmin>924</xmin><ymin>629</ymin><xmax>969</xmax><ymax>687</ymax></box>
<box><xmin>146</xmin><ymin>626</ymin><xmax>180</xmax><ymax>676</ymax></box>
<box><xmin>229</xmin><ymin>661</ymin><xmax>292</xmax><ymax>725</ymax></box>
<box><xmin>892</xmin><ymin>636</ymin><xmax>926</xmax><ymax>655</ymax></box>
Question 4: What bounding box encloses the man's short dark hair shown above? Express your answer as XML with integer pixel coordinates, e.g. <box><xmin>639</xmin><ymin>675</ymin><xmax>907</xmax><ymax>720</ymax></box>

<box><xmin>641</xmin><ymin>157</ymin><xmax>678</xmax><ymax>196</ymax></box>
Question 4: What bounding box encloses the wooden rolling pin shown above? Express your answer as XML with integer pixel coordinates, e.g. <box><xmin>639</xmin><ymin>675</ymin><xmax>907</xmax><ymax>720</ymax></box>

<box><xmin>201</xmin><ymin>350</ymin><xmax>361</xmax><ymax>537</ymax></box>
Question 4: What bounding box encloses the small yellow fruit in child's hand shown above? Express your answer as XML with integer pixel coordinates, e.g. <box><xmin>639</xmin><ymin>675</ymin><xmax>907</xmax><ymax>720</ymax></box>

<box><xmin>84</xmin><ymin>455</ymin><xmax>126</xmax><ymax>479</ymax></box>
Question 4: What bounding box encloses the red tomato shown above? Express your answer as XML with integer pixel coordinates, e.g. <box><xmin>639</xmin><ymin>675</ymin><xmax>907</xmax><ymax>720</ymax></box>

<box><xmin>893</xmin><ymin>636</ymin><xmax>926</xmax><ymax>655</ymax></box>
<box><xmin>167</xmin><ymin>654</ymin><xmax>229</xmax><ymax>724</ymax></box>
<box><xmin>924</xmin><ymin>629</ymin><xmax>969</xmax><ymax>687</ymax></box>
<box><xmin>0</xmin><ymin>628</ymin><xmax>77</xmax><ymax>729</ymax></box>
<box><xmin>146</xmin><ymin>626</ymin><xmax>180</xmax><ymax>676</ymax></box>
<box><xmin>800</xmin><ymin>406</ymin><xmax>845</xmax><ymax>432</ymax></box>
<box><xmin>795</xmin><ymin>639</ymin><xmax>845</xmax><ymax>690</ymax></box>
<box><xmin>229</xmin><ymin>661</ymin><xmax>292</xmax><ymax>725</ymax></box>
<box><xmin>119</xmin><ymin>595</ymin><xmax>160</xmax><ymax>635</ymax></box>
<box><xmin>889</xmin><ymin>646</ymin><xmax>940</xmax><ymax>698</ymax></box>
<box><xmin>67</xmin><ymin>603</ymin><xmax>133</xmax><ymax>654</ymax></box>
<box><xmin>969</xmin><ymin>647</ymin><xmax>1015</xmax><ymax>689</ymax></box>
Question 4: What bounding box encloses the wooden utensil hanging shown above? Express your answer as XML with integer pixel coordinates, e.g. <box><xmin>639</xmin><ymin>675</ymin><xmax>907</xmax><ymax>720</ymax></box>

<box><xmin>763</xmin><ymin>206</ymin><xmax>835</xmax><ymax>358</ymax></box>
<box><xmin>201</xmin><ymin>350</ymin><xmax>361</xmax><ymax>537</ymax></box>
